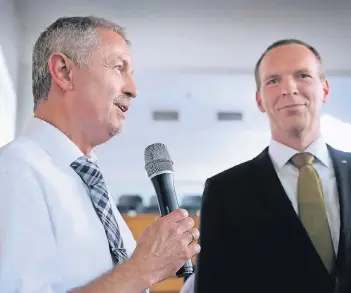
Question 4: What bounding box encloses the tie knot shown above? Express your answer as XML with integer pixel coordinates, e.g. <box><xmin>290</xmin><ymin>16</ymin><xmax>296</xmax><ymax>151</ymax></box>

<box><xmin>70</xmin><ymin>156</ymin><xmax>104</xmax><ymax>187</ymax></box>
<box><xmin>290</xmin><ymin>152</ymin><xmax>315</xmax><ymax>168</ymax></box>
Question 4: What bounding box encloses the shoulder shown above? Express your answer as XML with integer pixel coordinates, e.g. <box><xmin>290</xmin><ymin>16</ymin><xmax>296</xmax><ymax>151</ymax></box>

<box><xmin>0</xmin><ymin>137</ymin><xmax>53</xmax><ymax>199</ymax></box>
<box><xmin>0</xmin><ymin>139</ymin><xmax>53</xmax><ymax>230</ymax></box>
<box><xmin>0</xmin><ymin>137</ymin><xmax>42</xmax><ymax>184</ymax></box>
<box><xmin>200</xmin><ymin>147</ymin><xmax>270</xmax><ymax>206</ymax></box>
<box><xmin>0</xmin><ymin>136</ymin><xmax>56</xmax><ymax>178</ymax></box>
<box><xmin>201</xmin><ymin>148</ymin><xmax>268</xmax><ymax>209</ymax></box>
<box><xmin>0</xmin><ymin>136</ymin><xmax>48</xmax><ymax>166</ymax></box>
<box><xmin>327</xmin><ymin>144</ymin><xmax>351</xmax><ymax>157</ymax></box>
<box><xmin>210</xmin><ymin>159</ymin><xmax>256</xmax><ymax>182</ymax></box>
<box><xmin>206</xmin><ymin>148</ymin><xmax>267</xmax><ymax>188</ymax></box>
<box><xmin>327</xmin><ymin>144</ymin><xmax>351</xmax><ymax>165</ymax></box>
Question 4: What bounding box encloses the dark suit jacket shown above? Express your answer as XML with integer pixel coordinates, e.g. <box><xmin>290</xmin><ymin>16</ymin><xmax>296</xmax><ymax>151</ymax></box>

<box><xmin>194</xmin><ymin>145</ymin><xmax>351</xmax><ymax>293</ymax></box>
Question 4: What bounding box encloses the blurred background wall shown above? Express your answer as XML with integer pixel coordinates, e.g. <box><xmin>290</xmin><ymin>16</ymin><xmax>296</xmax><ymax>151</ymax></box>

<box><xmin>1</xmin><ymin>0</ymin><xmax>351</xmax><ymax>205</ymax></box>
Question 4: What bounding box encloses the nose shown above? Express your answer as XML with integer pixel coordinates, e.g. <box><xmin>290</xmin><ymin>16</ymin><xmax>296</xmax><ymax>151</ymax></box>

<box><xmin>281</xmin><ymin>77</ymin><xmax>298</xmax><ymax>96</ymax></box>
<box><xmin>122</xmin><ymin>74</ymin><xmax>138</xmax><ymax>98</ymax></box>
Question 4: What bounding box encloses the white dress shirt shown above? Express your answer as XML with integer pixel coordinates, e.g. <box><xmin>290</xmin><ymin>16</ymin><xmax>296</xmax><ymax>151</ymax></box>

<box><xmin>179</xmin><ymin>274</ymin><xmax>195</xmax><ymax>293</ymax></box>
<box><xmin>268</xmin><ymin>137</ymin><xmax>340</xmax><ymax>254</ymax></box>
<box><xmin>0</xmin><ymin>117</ymin><xmax>136</xmax><ymax>293</ymax></box>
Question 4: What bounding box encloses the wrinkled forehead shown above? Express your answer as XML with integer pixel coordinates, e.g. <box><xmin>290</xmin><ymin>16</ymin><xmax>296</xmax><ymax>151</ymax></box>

<box><xmin>92</xmin><ymin>29</ymin><xmax>132</xmax><ymax>65</ymax></box>
<box><xmin>96</xmin><ymin>27</ymin><xmax>129</xmax><ymax>49</ymax></box>
<box><xmin>98</xmin><ymin>44</ymin><xmax>131</xmax><ymax>61</ymax></box>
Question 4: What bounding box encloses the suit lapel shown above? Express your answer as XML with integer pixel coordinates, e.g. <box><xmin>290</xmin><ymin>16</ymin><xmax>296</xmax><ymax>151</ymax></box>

<box><xmin>327</xmin><ymin>145</ymin><xmax>351</xmax><ymax>272</ymax></box>
<box><xmin>254</xmin><ymin>148</ymin><xmax>298</xmax><ymax>219</ymax></box>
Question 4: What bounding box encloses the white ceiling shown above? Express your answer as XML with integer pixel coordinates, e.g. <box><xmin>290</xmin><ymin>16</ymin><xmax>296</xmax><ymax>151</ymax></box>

<box><xmin>15</xmin><ymin>0</ymin><xmax>351</xmax><ymax>75</ymax></box>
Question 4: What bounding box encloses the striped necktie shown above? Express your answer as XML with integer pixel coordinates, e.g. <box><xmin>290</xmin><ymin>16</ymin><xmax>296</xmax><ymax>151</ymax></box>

<box><xmin>71</xmin><ymin>156</ymin><xmax>129</xmax><ymax>265</ymax></box>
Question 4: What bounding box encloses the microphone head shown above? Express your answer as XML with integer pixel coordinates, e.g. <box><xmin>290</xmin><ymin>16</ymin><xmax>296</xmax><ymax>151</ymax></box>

<box><xmin>144</xmin><ymin>143</ymin><xmax>174</xmax><ymax>178</ymax></box>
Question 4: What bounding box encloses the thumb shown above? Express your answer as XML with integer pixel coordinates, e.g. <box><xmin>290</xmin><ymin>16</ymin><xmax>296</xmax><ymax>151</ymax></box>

<box><xmin>165</xmin><ymin>208</ymin><xmax>189</xmax><ymax>223</ymax></box>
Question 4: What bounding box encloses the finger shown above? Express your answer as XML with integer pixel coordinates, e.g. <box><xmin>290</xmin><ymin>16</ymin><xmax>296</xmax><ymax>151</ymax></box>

<box><xmin>189</xmin><ymin>228</ymin><xmax>200</xmax><ymax>242</ymax></box>
<box><xmin>165</xmin><ymin>208</ymin><xmax>189</xmax><ymax>223</ymax></box>
<box><xmin>176</xmin><ymin>216</ymin><xmax>195</xmax><ymax>233</ymax></box>
<box><xmin>188</xmin><ymin>242</ymin><xmax>201</xmax><ymax>257</ymax></box>
<box><xmin>183</xmin><ymin>228</ymin><xmax>200</xmax><ymax>244</ymax></box>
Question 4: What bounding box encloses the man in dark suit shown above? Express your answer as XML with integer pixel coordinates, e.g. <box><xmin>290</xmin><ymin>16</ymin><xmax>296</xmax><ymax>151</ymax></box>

<box><xmin>194</xmin><ymin>39</ymin><xmax>351</xmax><ymax>293</ymax></box>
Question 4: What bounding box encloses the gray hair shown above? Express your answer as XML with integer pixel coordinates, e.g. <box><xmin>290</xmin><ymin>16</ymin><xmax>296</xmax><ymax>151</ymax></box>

<box><xmin>32</xmin><ymin>16</ymin><xmax>129</xmax><ymax>110</ymax></box>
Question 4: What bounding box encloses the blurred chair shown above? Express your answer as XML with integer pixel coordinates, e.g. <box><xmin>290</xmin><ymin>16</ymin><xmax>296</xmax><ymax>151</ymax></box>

<box><xmin>141</xmin><ymin>195</ymin><xmax>160</xmax><ymax>214</ymax></box>
<box><xmin>180</xmin><ymin>195</ymin><xmax>202</xmax><ymax>214</ymax></box>
<box><xmin>117</xmin><ymin>194</ymin><xmax>144</xmax><ymax>214</ymax></box>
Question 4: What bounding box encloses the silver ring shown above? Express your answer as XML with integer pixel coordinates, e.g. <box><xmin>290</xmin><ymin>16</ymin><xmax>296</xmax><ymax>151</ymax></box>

<box><xmin>188</xmin><ymin>230</ymin><xmax>196</xmax><ymax>243</ymax></box>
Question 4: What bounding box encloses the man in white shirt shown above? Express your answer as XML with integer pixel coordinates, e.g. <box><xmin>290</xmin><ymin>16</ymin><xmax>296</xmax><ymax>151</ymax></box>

<box><xmin>0</xmin><ymin>16</ymin><xmax>200</xmax><ymax>293</ymax></box>
<box><xmin>192</xmin><ymin>39</ymin><xmax>351</xmax><ymax>293</ymax></box>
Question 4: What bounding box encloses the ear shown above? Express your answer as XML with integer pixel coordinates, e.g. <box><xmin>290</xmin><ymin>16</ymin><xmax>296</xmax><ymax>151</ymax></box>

<box><xmin>47</xmin><ymin>53</ymin><xmax>74</xmax><ymax>92</ymax></box>
<box><xmin>322</xmin><ymin>79</ymin><xmax>329</xmax><ymax>103</ymax></box>
<box><xmin>256</xmin><ymin>91</ymin><xmax>266</xmax><ymax>113</ymax></box>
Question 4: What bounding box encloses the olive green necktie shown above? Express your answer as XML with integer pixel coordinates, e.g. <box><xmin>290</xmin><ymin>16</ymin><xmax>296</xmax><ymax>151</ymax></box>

<box><xmin>290</xmin><ymin>152</ymin><xmax>334</xmax><ymax>273</ymax></box>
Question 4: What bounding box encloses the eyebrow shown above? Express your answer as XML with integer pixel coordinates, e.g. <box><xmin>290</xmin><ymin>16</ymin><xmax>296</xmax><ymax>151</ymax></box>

<box><xmin>294</xmin><ymin>68</ymin><xmax>311</xmax><ymax>74</ymax></box>
<box><xmin>263</xmin><ymin>74</ymin><xmax>279</xmax><ymax>82</ymax></box>
<box><xmin>263</xmin><ymin>68</ymin><xmax>313</xmax><ymax>81</ymax></box>
<box><xmin>107</xmin><ymin>55</ymin><xmax>124</xmax><ymax>63</ymax></box>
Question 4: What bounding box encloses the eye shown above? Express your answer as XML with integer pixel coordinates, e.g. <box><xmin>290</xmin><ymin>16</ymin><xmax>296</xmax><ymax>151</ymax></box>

<box><xmin>113</xmin><ymin>65</ymin><xmax>123</xmax><ymax>71</ymax></box>
<box><xmin>298</xmin><ymin>73</ymin><xmax>310</xmax><ymax>78</ymax></box>
<box><xmin>266</xmin><ymin>78</ymin><xmax>277</xmax><ymax>85</ymax></box>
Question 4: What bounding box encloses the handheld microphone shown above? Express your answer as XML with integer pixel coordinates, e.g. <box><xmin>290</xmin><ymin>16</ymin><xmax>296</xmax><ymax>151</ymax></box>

<box><xmin>144</xmin><ymin>142</ymin><xmax>194</xmax><ymax>278</ymax></box>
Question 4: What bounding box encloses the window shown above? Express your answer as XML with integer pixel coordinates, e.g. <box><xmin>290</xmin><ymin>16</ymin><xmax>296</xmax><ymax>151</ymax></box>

<box><xmin>0</xmin><ymin>45</ymin><xmax>16</xmax><ymax>147</ymax></box>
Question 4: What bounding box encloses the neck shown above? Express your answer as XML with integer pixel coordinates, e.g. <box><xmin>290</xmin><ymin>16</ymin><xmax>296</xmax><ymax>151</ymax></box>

<box><xmin>34</xmin><ymin>100</ymin><xmax>93</xmax><ymax>156</ymax></box>
<box><xmin>272</xmin><ymin>129</ymin><xmax>321</xmax><ymax>152</ymax></box>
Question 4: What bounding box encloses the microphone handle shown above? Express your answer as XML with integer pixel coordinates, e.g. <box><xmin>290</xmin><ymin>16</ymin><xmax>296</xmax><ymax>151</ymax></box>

<box><xmin>151</xmin><ymin>173</ymin><xmax>194</xmax><ymax>278</ymax></box>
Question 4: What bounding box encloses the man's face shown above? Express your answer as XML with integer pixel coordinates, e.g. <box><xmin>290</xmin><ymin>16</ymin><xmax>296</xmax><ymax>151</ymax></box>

<box><xmin>256</xmin><ymin>44</ymin><xmax>329</xmax><ymax>139</ymax></box>
<box><xmin>70</xmin><ymin>28</ymin><xmax>137</xmax><ymax>145</ymax></box>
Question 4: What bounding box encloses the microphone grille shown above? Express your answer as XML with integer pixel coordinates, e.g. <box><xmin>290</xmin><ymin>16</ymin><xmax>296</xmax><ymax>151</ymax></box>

<box><xmin>144</xmin><ymin>143</ymin><xmax>174</xmax><ymax>178</ymax></box>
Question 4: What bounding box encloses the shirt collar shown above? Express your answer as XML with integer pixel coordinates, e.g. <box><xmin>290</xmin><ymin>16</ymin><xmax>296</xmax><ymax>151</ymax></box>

<box><xmin>22</xmin><ymin>117</ymin><xmax>98</xmax><ymax>166</ymax></box>
<box><xmin>268</xmin><ymin>136</ymin><xmax>330</xmax><ymax>170</ymax></box>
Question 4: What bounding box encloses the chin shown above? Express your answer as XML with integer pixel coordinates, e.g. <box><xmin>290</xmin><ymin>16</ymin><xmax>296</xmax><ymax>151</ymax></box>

<box><xmin>108</xmin><ymin>122</ymin><xmax>123</xmax><ymax>136</ymax></box>
<box><xmin>285</xmin><ymin>123</ymin><xmax>306</xmax><ymax>137</ymax></box>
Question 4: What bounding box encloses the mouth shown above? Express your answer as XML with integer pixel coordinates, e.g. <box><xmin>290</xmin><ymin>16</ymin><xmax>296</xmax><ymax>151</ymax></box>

<box><xmin>278</xmin><ymin>104</ymin><xmax>306</xmax><ymax>110</ymax></box>
<box><xmin>113</xmin><ymin>101</ymin><xmax>129</xmax><ymax>113</ymax></box>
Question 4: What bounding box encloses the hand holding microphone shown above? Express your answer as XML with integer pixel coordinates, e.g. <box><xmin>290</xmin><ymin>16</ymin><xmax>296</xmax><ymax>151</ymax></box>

<box><xmin>128</xmin><ymin>143</ymin><xmax>200</xmax><ymax>286</ymax></box>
